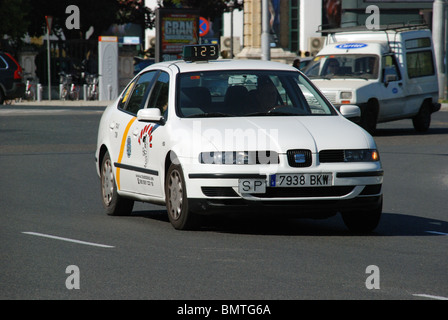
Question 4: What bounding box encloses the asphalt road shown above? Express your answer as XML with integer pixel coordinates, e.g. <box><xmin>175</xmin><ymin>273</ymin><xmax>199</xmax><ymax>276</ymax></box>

<box><xmin>1</xmin><ymin>104</ymin><xmax>447</xmax><ymax>301</ymax></box>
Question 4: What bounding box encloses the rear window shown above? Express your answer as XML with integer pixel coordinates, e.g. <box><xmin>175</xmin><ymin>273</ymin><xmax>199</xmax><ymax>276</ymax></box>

<box><xmin>406</xmin><ymin>50</ymin><xmax>435</xmax><ymax>78</ymax></box>
<box><xmin>0</xmin><ymin>56</ymin><xmax>7</xmax><ymax>69</ymax></box>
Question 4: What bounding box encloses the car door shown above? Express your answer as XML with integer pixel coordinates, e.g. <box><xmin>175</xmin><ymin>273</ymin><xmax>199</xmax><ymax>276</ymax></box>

<box><xmin>112</xmin><ymin>70</ymin><xmax>158</xmax><ymax>194</ymax></box>
<box><xmin>377</xmin><ymin>54</ymin><xmax>405</xmax><ymax>120</ymax></box>
<box><xmin>127</xmin><ymin>71</ymin><xmax>170</xmax><ymax>198</ymax></box>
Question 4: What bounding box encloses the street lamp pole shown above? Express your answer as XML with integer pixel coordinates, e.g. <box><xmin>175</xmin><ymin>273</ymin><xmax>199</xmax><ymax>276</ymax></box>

<box><xmin>433</xmin><ymin>0</ymin><xmax>446</xmax><ymax>99</ymax></box>
<box><xmin>45</xmin><ymin>16</ymin><xmax>52</xmax><ymax>101</ymax></box>
<box><xmin>261</xmin><ymin>0</ymin><xmax>270</xmax><ymax>60</ymax></box>
<box><xmin>229</xmin><ymin>1</ymin><xmax>234</xmax><ymax>58</ymax></box>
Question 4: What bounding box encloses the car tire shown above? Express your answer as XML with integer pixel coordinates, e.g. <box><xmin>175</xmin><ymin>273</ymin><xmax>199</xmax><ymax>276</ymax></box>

<box><xmin>412</xmin><ymin>102</ymin><xmax>431</xmax><ymax>132</ymax></box>
<box><xmin>165</xmin><ymin>162</ymin><xmax>197</xmax><ymax>230</ymax></box>
<box><xmin>341</xmin><ymin>195</ymin><xmax>382</xmax><ymax>233</ymax></box>
<box><xmin>0</xmin><ymin>89</ymin><xmax>5</xmax><ymax>105</ymax></box>
<box><xmin>100</xmin><ymin>151</ymin><xmax>134</xmax><ymax>216</ymax></box>
<box><xmin>360</xmin><ymin>100</ymin><xmax>378</xmax><ymax>134</ymax></box>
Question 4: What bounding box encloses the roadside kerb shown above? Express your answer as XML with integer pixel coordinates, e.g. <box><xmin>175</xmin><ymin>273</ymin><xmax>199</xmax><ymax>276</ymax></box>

<box><xmin>12</xmin><ymin>100</ymin><xmax>113</xmax><ymax>107</ymax></box>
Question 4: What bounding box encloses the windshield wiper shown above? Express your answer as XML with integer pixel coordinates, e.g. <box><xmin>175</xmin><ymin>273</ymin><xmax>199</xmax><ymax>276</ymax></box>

<box><xmin>246</xmin><ymin>111</ymin><xmax>299</xmax><ymax>117</ymax></box>
<box><xmin>354</xmin><ymin>73</ymin><xmax>371</xmax><ymax>80</ymax></box>
<box><xmin>320</xmin><ymin>74</ymin><xmax>335</xmax><ymax>80</ymax></box>
<box><xmin>185</xmin><ymin>112</ymin><xmax>232</xmax><ymax>118</ymax></box>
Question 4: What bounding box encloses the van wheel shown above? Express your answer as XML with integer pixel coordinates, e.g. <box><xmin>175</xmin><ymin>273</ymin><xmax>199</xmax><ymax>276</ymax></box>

<box><xmin>360</xmin><ymin>100</ymin><xmax>378</xmax><ymax>134</ymax></box>
<box><xmin>412</xmin><ymin>102</ymin><xmax>431</xmax><ymax>132</ymax></box>
<box><xmin>341</xmin><ymin>196</ymin><xmax>383</xmax><ymax>233</ymax></box>
<box><xmin>100</xmin><ymin>151</ymin><xmax>134</xmax><ymax>216</ymax></box>
<box><xmin>165</xmin><ymin>163</ymin><xmax>197</xmax><ymax>230</ymax></box>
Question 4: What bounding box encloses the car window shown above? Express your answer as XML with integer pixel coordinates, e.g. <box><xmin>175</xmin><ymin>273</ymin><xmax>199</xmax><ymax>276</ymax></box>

<box><xmin>147</xmin><ymin>71</ymin><xmax>169</xmax><ymax>117</ymax></box>
<box><xmin>382</xmin><ymin>55</ymin><xmax>402</xmax><ymax>82</ymax></box>
<box><xmin>0</xmin><ymin>56</ymin><xmax>7</xmax><ymax>69</ymax></box>
<box><xmin>406</xmin><ymin>50</ymin><xmax>435</xmax><ymax>78</ymax></box>
<box><xmin>118</xmin><ymin>71</ymin><xmax>158</xmax><ymax>115</ymax></box>
<box><xmin>177</xmin><ymin>70</ymin><xmax>336</xmax><ymax>118</ymax></box>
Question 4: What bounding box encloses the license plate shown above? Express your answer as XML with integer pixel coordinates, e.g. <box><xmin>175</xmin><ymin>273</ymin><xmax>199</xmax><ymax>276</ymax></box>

<box><xmin>270</xmin><ymin>173</ymin><xmax>332</xmax><ymax>187</ymax></box>
<box><xmin>238</xmin><ymin>179</ymin><xmax>266</xmax><ymax>193</ymax></box>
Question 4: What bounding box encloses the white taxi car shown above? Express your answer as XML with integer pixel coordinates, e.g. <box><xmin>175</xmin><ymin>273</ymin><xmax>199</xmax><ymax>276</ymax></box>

<box><xmin>95</xmin><ymin>44</ymin><xmax>383</xmax><ymax>232</ymax></box>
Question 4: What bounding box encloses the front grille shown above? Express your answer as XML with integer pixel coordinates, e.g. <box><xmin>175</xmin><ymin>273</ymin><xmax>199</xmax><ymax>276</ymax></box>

<box><xmin>319</xmin><ymin>150</ymin><xmax>345</xmax><ymax>163</ymax></box>
<box><xmin>323</xmin><ymin>92</ymin><xmax>337</xmax><ymax>104</ymax></box>
<box><xmin>250</xmin><ymin>186</ymin><xmax>354</xmax><ymax>198</ymax></box>
<box><xmin>360</xmin><ymin>184</ymin><xmax>382</xmax><ymax>195</ymax></box>
<box><xmin>202</xmin><ymin>187</ymin><xmax>239</xmax><ymax>197</ymax></box>
<box><xmin>287</xmin><ymin>149</ymin><xmax>312</xmax><ymax>167</ymax></box>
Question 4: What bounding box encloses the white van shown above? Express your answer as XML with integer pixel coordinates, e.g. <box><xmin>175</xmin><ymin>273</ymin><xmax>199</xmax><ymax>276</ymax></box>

<box><xmin>305</xmin><ymin>25</ymin><xmax>440</xmax><ymax>133</ymax></box>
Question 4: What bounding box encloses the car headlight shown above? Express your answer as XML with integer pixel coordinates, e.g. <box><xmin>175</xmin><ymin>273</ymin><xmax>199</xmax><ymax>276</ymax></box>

<box><xmin>340</xmin><ymin>92</ymin><xmax>352</xmax><ymax>100</ymax></box>
<box><xmin>344</xmin><ymin>149</ymin><xmax>380</xmax><ymax>162</ymax></box>
<box><xmin>199</xmin><ymin>151</ymin><xmax>279</xmax><ymax>164</ymax></box>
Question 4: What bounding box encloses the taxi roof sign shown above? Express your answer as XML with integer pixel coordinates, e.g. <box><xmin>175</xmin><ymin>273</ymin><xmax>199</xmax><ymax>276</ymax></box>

<box><xmin>183</xmin><ymin>44</ymin><xmax>219</xmax><ymax>62</ymax></box>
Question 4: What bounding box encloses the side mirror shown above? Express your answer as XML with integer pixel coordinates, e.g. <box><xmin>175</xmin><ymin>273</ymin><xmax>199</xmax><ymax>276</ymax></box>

<box><xmin>384</xmin><ymin>73</ymin><xmax>397</xmax><ymax>87</ymax></box>
<box><xmin>137</xmin><ymin>108</ymin><xmax>165</xmax><ymax>123</ymax></box>
<box><xmin>340</xmin><ymin>105</ymin><xmax>361</xmax><ymax>121</ymax></box>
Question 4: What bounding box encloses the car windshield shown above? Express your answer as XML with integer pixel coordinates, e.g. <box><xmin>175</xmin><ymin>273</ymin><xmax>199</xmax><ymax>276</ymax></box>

<box><xmin>176</xmin><ymin>70</ymin><xmax>337</xmax><ymax>118</ymax></box>
<box><xmin>304</xmin><ymin>54</ymin><xmax>379</xmax><ymax>80</ymax></box>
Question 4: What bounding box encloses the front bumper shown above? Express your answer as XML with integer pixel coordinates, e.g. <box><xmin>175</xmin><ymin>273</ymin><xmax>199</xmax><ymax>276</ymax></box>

<box><xmin>189</xmin><ymin>194</ymin><xmax>382</xmax><ymax>217</ymax></box>
<box><xmin>183</xmin><ymin>160</ymin><xmax>383</xmax><ymax>217</ymax></box>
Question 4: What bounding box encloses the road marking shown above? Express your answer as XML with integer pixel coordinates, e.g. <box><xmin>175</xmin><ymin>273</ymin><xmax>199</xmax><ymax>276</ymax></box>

<box><xmin>413</xmin><ymin>294</ymin><xmax>448</xmax><ymax>300</ymax></box>
<box><xmin>426</xmin><ymin>231</ymin><xmax>448</xmax><ymax>236</ymax></box>
<box><xmin>0</xmin><ymin>109</ymin><xmax>103</xmax><ymax>116</ymax></box>
<box><xmin>22</xmin><ymin>232</ymin><xmax>114</xmax><ymax>248</ymax></box>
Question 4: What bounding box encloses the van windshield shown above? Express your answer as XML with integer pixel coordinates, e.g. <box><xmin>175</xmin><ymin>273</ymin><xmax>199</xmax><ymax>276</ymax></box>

<box><xmin>304</xmin><ymin>54</ymin><xmax>379</xmax><ymax>80</ymax></box>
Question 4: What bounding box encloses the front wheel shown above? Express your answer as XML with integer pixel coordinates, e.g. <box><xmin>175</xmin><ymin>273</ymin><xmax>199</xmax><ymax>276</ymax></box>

<box><xmin>341</xmin><ymin>195</ymin><xmax>383</xmax><ymax>233</ymax></box>
<box><xmin>412</xmin><ymin>102</ymin><xmax>431</xmax><ymax>132</ymax></box>
<box><xmin>165</xmin><ymin>163</ymin><xmax>197</xmax><ymax>230</ymax></box>
<box><xmin>360</xmin><ymin>101</ymin><xmax>378</xmax><ymax>134</ymax></box>
<box><xmin>100</xmin><ymin>152</ymin><xmax>134</xmax><ymax>216</ymax></box>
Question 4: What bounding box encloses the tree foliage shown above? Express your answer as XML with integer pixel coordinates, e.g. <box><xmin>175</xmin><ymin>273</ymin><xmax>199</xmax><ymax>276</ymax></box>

<box><xmin>0</xmin><ymin>0</ymin><xmax>30</xmax><ymax>42</ymax></box>
<box><xmin>162</xmin><ymin>0</ymin><xmax>244</xmax><ymax>20</ymax></box>
<box><xmin>116</xmin><ymin>0</ymin><xmax>156</xmax><ymax>30</ymax></box>
<box><xmin>1</xmin><ymin>0</ymin><xmax>243</xmax><ymax>43</ymax></box>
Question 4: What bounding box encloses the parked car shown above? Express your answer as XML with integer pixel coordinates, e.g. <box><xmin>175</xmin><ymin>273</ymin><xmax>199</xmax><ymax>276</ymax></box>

<box><xmin>0</xmin><ymin>52</ymin><xmax>25</xmax><ymax>104</ymax></box>
<box><xmin>95</xmin><ymin>44</ymin><xmax>383</xmax><ymax>233</ymax></box>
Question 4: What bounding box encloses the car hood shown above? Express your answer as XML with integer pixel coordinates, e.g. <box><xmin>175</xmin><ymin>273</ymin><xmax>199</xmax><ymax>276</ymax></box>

<box><xmin>174</xmin><ymin>115</ymin><xmax>374</xmax><ymax>155</ymax></box>
<box><xmin>310</xmin><ymin>78</ymin><xmax>377</xmax><ymax>91</ymax></box>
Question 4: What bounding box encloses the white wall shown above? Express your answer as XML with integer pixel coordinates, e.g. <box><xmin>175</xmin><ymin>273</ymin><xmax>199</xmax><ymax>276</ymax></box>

<box><xmin>300</xmin><ymin>0</ymin><xmax>323</xmax><ymax>52</ymax></box>
<box><xmin>144</xmin><ymin>0</ymin><xmax>158</xmax><ymax>50</ymax></box>
<box><xmin>223</xmin><ymin>9</ymin><xmax>244</xmax><ymax>47</ymax></box>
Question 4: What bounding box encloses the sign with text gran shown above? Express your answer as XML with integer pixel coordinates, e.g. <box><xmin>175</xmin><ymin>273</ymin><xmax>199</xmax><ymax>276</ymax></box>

<box><xmin>156</xmin><ymin>8</ymin><xmax>200</xmax><ymax>62</ymax></box>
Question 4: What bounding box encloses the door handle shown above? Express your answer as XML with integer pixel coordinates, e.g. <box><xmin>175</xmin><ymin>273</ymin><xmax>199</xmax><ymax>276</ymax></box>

<box><xmin>109</xmin><ymin>122</ymin><xmax>116</xmax><ymax>130</ymax></box>
<box><xmin>133</xmin><ymin>129</ymin><xmax>139</xmax><ymax>137</ymax></box>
